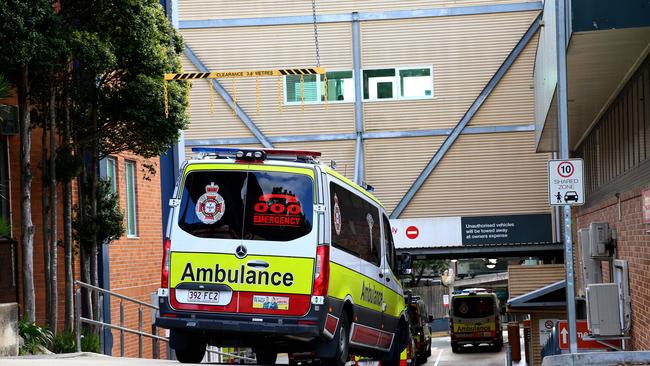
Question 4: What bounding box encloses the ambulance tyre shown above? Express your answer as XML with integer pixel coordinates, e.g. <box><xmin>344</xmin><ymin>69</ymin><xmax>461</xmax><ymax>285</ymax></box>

<box><xmin>320</xmin><ymin>312</ymin><xmax>350</xmax><ymax>366</ymax></box>
<box><xmin>381</xmin><ymin>322</ymin><xmax>408</xmax><ymax>366</ymax></box>
<box><xmin>171</xmin><ymin>331</ymin><xmax>206</xmax><ymax>364</ymax></box>
<box><xmin>254</xmin><ymin>348</ymin><xmax>278</xmax><ymax>365</ymax></box>
<box><xmin>451</xmin><ymin>342</ymin><xmax>460</xmax><ymax>353</ymax></box>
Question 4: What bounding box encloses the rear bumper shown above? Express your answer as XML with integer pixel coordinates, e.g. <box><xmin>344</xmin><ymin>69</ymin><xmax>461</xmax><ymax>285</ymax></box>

<box><xmin>155</xmin><ymin>296</ymin><xmax>324</xmax><ymax>339</ymax></box>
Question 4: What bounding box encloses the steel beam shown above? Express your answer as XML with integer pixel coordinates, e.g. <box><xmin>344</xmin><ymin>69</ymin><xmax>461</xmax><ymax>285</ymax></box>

<box><xmin>184</xmin><ymin>124</ymin><xmax>535</xmax><ymax>147</ymax></box>
<box><xmin>352</xmin><ymin>12</ymin><xmax>364</xmax><ymax>184</ymax></box>
<box><xmin>183</xmin><ymin>46</ymin><xmax>273</xmax><ymax>148</ymax></box>
<box><xmin>390</xmin><ymin>14</ymin><xmax>542</xmax><ymax>219</ymax></box>
<box><xmin>179</xmin><ymin>2</ymin><xmax>542</xmax><ymax>29</ymax></box>
<box><xmin>396</xmin><ymin>242</ymin><xmax>563</xmax><ymax>259</ymax></box>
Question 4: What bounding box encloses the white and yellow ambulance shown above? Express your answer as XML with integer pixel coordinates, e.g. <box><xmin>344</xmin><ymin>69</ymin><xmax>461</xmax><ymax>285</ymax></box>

<box><xmin>155</xmin><ymin>147</ymin><xmax>413</xmax><ymax>365</ymax></box>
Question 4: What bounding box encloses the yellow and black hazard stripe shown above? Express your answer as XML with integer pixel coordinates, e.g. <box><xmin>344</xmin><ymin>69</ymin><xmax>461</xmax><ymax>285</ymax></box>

<box><xmin>164</xmin><ymin>67</ymin><xmax>325</xmax><ymax>81</ymax></box>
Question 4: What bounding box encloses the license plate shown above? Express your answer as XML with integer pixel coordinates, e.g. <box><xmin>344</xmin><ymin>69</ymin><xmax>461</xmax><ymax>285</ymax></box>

<box><xmin>186</xmin><ymin>290</ymin><xmax>220</xmax><ymax>303</ymax></box>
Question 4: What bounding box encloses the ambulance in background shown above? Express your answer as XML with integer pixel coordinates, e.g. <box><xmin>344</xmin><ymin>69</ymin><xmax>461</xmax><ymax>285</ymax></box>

<box><xmin>449</xmin><ymin>288</ymin><xmax>503</xmax><ymax>353</ymax></box>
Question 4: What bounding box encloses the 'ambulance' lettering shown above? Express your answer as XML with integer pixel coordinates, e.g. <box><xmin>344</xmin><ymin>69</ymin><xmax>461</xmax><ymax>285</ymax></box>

<box><xmin>180</xmin><ymin>263</ymin><xmax>294</xmax><ymax>287</ymax></box>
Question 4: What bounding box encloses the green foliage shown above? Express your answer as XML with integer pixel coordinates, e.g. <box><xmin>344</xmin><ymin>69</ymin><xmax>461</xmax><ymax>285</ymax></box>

<box><xmin>62</xmin><ymin>0</ymin><xmax>188</xmax><ymax>158</ymax></box>
<box><xmin>0</xmin><ymin>74</ymin><xmax>11</xmax><ymax>100</ymax></box>
<box><xmin>18</xmin><ymin>318</ymin><xmax>53</xmax><ymax>355</ymax></box>
<box><xmin>51</xmin><ymin>331</ymin><xmax>77</xmax><ymax>354</ymax></box>
<box><xmin>80</xmin><ymin>330</ymin><xmax>100</xmax><ymax>353</ymax></box>
<box><xmin>0</xmin><ymin>0</ymin><xmax>56</xmax><ymax>75</ymax></box>
<box><xmin>0</xmin><ymin>217</ymin><xmax>10</xmax><ymax>236</ymax></box>
<box><xmin>74</xmin><ymin>180</ymin><xmax>124</xmax><ymax>249</ymax></box>
<box><xmin>55</xmin><ymin>146</ymin><xmax>83</xmax><ymax>183</ymax></box>
<box><xmin>410</xmin><ymin>259</ymin><xmax>449</xmax><ymax>287</ymax></box>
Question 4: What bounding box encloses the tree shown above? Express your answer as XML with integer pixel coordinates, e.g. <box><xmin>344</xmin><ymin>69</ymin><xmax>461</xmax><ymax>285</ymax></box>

<box><xmin>0</xmin><ymin>0</ymin><xmax>58</xmax><ymax>323</ymax></box>
<box><xmin>410</xmin><ymin>259</ymin><xmax>449</xmax><ymax>287</ymax></box>
<box><xmin>59</xmin><ymin>0</ymin><xmax>188</xmax><ymax>325</ymax></box>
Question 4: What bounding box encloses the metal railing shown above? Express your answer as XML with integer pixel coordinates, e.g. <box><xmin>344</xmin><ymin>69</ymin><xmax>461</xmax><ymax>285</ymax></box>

<box><xmin>75</xmin><ymin>280</ymin><xmax>166</xmax><ymax>357</ymax></box>
<box><xmin>74</xmin><ymin>280</ymin><xmax>256</xmax><ymax>362</ymax></box>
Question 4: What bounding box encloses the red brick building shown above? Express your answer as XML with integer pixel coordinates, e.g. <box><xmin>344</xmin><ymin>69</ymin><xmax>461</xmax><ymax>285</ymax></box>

<box><xmin>534</xmin><ymin>0</ymin><xmax>650</xmax><ymax>351</ymax></box>
<box><xmin>0</xmin><ymin>122</ymin><xmax>167</xmax><ymax>357</ymax></box>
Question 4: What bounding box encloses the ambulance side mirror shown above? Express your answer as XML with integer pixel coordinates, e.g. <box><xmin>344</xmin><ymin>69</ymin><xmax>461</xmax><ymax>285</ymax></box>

<box><xmin>399</xmin><ymin>253</ymin><xmax>412</xmax><ymax>276</ymax></box>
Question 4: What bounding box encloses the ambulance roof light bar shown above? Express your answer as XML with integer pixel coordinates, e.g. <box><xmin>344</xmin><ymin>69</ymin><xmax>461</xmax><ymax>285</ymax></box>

<box><xmin>191</xmin><ymin>147</ymin><xmax>322</xmax><ymax>162</ymax></box>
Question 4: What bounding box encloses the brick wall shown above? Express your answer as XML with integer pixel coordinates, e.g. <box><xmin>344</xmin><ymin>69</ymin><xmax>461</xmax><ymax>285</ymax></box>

<box><xmin>105</xmin><ymin>152</ymin><xmax>165</xmax><ymax>358</ymax></box>
<box><xmin>575</xmin><ymin>185</ymin><xmax>650</xmax><ymax>350</ymax></box>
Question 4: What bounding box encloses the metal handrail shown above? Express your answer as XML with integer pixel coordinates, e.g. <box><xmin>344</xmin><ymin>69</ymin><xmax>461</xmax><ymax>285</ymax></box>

<box><xmin>74</xmin><ymin>280</ymin><xmax>256</xmax><ymax>362</ymax></box>
<box><xmin>74</xmin><ymin>280</ymin><xmax>165</xmax><ymax>357</ymax></box>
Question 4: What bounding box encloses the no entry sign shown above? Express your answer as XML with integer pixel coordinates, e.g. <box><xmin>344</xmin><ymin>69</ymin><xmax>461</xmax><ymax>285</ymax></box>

<box><xmin>405</xmin><ymin>226</ymin><xmax>419</xmax><ymax>239</ymax></box>
<box><xmin>548</xmin><ymin>159</ymin><xmax>584</xmax><ymax>206</ymax></box>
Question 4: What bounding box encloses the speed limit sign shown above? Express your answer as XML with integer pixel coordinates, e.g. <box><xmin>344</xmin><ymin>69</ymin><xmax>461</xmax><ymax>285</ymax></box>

<box><xmin>548</xmin><ymin>159</ymin><xmax>584</xmax><ymax>206</ymax></box>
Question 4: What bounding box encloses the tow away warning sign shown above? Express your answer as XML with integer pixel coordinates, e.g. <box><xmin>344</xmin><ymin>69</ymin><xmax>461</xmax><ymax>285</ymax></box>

<box><xmin>548</xmin><ymin>159</ymin><xmax>584</xmax><ymax>206</ymax></box>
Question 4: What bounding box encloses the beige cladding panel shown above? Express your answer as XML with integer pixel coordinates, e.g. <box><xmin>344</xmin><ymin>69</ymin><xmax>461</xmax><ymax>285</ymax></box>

<box><xmin>364</xmin><ymin>136</ymin><xmax>446</xmax><ymax>212</ymax></box>
<box><xmin>274</xmin><ymin>141</ymin><xmax>356</xmax><ymax>181</ymax></box>
<box><xmin>179</xmin><ymin>0</ymin><xmax>538</xmax><ymax>21</ymax></box>
<box><xmin>181</xmin><ymin>23</ymin><xmax>351</xmax><ymax>70</ymax></box>
<box><xmin>507</xmin><ymin>264</ymin><xmax>566</xmax><ymax>299</ymax></box>
<box><xmin>400</xmin><ymin>132</ymin><xmax>550</xmax><ymax>218</ymax></box>
<box><xmin>361</xmin><ymin>11</ymin><xmax>539</xmax><ymax>131</ymax></box>
<box><xmin>469</xmin><ymin>32</ymin><xmax>538</xmax><ymax>126</ymax></box>
<box><xmin>179</xmin><ymin>55</ymin><xmax>257</xmax><ymax>140</ymax></box>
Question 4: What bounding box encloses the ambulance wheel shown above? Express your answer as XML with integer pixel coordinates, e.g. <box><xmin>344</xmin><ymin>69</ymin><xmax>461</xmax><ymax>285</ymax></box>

<box><xmin>381</xmin><ymin>323</ymin><xmax>407</xmax><ymax>366</ymax></box>
<box><xmin>426</xmin><ymin>339</ymin><xmax>432</xmax><ymax>357</ymax></box>
<box><xmin>451</xmin><ymin>342</ymin><xmax>460</xmax><ymax>353</ymax></box>
<box><xmin>254</xmin><ymin>348</ymin><xmax>278</xmax><ymax>365</ymax></box>
<box><xmin>174</xmin><ymin>339</ymin><xmax>206</xmax><ymax>364</ymax></box>
<box><xmin>320</xmin><ymin>312</ymin><xmax>350</xmax><ymax>366</ymax></box>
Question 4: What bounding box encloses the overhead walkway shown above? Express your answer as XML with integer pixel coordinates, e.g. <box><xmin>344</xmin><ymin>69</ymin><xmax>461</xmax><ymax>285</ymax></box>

<box><xmin>397</xmin><ymin>242</ymin><xmax>563</xmax><ymax>260</ymax></box>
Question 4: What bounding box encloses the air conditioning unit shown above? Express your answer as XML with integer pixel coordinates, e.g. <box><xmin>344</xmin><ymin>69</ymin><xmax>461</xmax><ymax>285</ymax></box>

<box><xmin>589</xmin><ymin>222</ymin><xmax>610</xmax><ymax>259</ymax></box>
<box><xmin>579</xmin><ymin>228</ymin><xmax>602</xmax><ymax>294</ymax></box>
<box><xmin>586</xmin><ymin>283</ymin><xmax>622</xmax><ymax>336</ymax></box>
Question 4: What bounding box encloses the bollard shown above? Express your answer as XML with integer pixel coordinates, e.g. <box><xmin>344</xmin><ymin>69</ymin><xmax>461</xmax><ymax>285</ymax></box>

<box><xmin>523</xmin><ymin>319</ymin><xmax>531</xmax><ymax>364</ymax></box>
<box><xmin>507</xmin><ymin>321</ymin><xmax>521</xmax><ymax>362</ymax></box>
<box><xmin>504</xmin><ymin>343</ymin><xmax>512</xmax><ymax>366</ymax></box>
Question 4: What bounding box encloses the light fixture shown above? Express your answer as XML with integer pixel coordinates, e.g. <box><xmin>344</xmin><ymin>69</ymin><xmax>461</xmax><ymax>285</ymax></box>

<box><xmin>488</xmin><ymin>258</ymin><xmax>498</xmax><ymax>264</ymax></box>
<box><xmin>450</xmin><ymin>259</ymin><xmax>458</xmax><ymax>263</ymax></box>
<box><xmin>486</xmin><ymin>263</ymin><xmax>496</xmax><ymax>269</ymax></box>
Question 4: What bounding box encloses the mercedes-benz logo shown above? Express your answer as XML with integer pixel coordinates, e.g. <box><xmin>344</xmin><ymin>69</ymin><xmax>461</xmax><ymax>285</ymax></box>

<box><xmin>235</xmin><ymin>245</ymin><xmax>248</xmax><ymax>259</ymax></box>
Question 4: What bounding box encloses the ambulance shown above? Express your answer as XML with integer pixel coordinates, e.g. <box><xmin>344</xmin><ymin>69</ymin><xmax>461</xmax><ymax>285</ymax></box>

<box><xmin>155</xmin><ymin>147</ymin><xmax>413</xmax><ymax>365</ymax></box>
<box><xmin>449</xmin><ymin>288</ymin><xmax>503</xmax><ymax>353</ymax></box>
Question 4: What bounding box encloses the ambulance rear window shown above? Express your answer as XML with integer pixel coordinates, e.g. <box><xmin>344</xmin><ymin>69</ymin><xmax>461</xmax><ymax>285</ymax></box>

<box><xmin>177</xmin><ymin>170</ymin><xmax>313</xmax><ymax>241</ymax></box>
<box><xmin>452</xmin><ymin>296</ymin><xmax>494</xmax><ymax>319</ymax></box>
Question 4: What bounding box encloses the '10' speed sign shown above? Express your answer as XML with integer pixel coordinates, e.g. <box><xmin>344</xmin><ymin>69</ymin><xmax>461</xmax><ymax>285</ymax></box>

<box><xmin>548</xmin><ymin>159</ymin><xmax>585</xmax><ymax>206</ymax></box>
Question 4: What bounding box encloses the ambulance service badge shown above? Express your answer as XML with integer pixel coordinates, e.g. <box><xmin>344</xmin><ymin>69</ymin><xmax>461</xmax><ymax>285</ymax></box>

<box><xmin>196</xmin><ymin>183</ymin><xmax>225</xmax><ymax>224</ymax></box>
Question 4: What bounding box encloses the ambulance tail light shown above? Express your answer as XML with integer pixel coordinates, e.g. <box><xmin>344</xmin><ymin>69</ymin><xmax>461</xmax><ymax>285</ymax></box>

<box><xmin>161</xmin><ymin>238</ymin><xmax>171</xmax><ymax>288</ymax></box>
<box><xmin>312</xmin><ymin>245</ymin><xmax>330</xmax><ymax>296</ymax></box>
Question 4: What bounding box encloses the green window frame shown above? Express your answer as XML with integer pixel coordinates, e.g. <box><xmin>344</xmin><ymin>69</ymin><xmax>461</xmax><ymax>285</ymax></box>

<box><xmin>125</xmin><ymin>160</ymin><xmax>137</xmax><ymax>237</ymax></box>
<box><xmin>284</xmin><ymin>71</ymin><xmax>354</xmax><ymax>105</ymax></box>
<box><xmin>105</xmin><ymin>157</ymin><xmax>117</xmax><ymax>193</ymax></box>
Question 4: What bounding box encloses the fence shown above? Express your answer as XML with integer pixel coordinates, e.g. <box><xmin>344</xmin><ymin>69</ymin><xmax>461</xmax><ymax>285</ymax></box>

<box><xmin>410</xmin><ymin>284</ymin><xmax>448</xmax><ymax>319</ymax></box>
<box><xmin>74</xmin><ymin>281</ymin><xmax>256</xmax><ymax>362</ymax></box>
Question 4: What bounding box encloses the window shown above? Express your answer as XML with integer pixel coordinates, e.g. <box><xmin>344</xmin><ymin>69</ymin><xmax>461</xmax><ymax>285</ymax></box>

<box><xmin>178</xmin><ymin>170</ymin><xmax>314</xmax><ymax>242</ymax></box>
<box><xmin>364</xmin><ymin>67</ymin><xmax>433</xmax><ymax>101</ymax></box>
<box><xmin>285</xmin><ymin>71</ymin><xmax>354</xmax><ymax>104</ymax></box>
<box><xmin>383</xmin><ymin>215</ymin><xmax>397</xmax><ymax>274</ymax></box>
<box><xmin>105</xmin><ymin>157</ymin><xmax>117</xmax><ymax>193</ymax></box>
<box><xmin>452</xmin><ymin>297</ymin><xmax>495</xmax><ymax>318</ymax></box>
<box><xmin>363</xmin><ymin>69</ymin><xmax>396</xmax><ymax>100</ymax></box>
<box><xmin>285</xmin><ymin>74</ymin><xmax>318</xmax><ymax>103</ymax></box>
<box><xmin>400</xmin><ymin>68</ymin><xmax>432</xmax><ymax>98</ymax></box>
<box><xmin>323</xmin><ymin>71</ymin><xmax>354</xmax><ymax>102</ymax></box>
<box><xmin>330</xmin><ymin>182</ymin><xmax>381</xmax><ymax>266</ymax></box>
<box><xmin>125</xmin><ymin>160</ymin><xmax>137</xmax><ymax>237</ymax></box>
